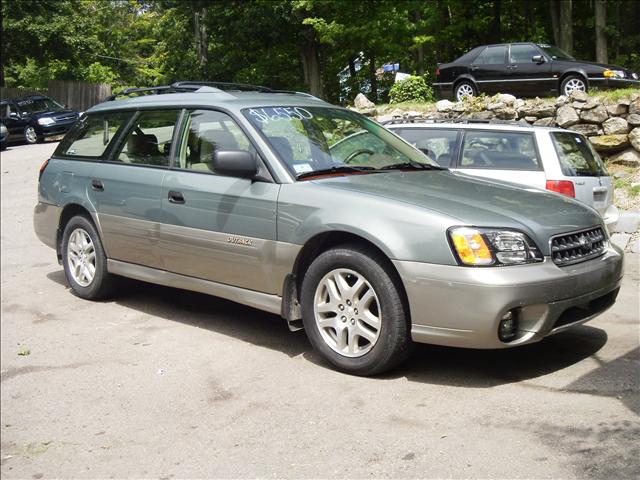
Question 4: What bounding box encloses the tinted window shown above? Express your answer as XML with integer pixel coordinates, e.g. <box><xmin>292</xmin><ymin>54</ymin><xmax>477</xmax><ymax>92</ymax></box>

<box><xmin>394</xmin><ymin>128</ymin><xmax>459</xmax><ymax>167</ymax></box>
<box><xmin>58</xmin><ymin>112</ymin><xmax>131</xmax><ymax>158</ymax></box>
<box><xmin>537</xmin><ymin>44</ymin><xmax>574</xmax><ymax>61</ymax></box>
<box><xmin>16</xmin><ymin>97</ymin><xmax>64</xmax><ymax>115</ymax></box>
<box><xmin>550</xmin><ymin>132</ymin><xmax>607</xmax><ymax>176</ymax></box>
<box><xmin>176</xmin><ymin>109</ymin><xmax>255</xmax><ymax>173</ymax></box>
<box><xmin>510</xmin><ymin>44</ymin><xmax>540</xmax><ymax>63</ymax></box>
<box><xmin>473</xmin><ymin>46</ymin><xmax>507</xmax><ymax>65</ymax></box>
<box><xmin>115</xmin><ymin>110</ymin><xmax>179</xmax><ymax>166</ymax></box>
<box><xmin>460</xmin><ymin>131</ymin><xmax>540</xmax><ymax>170</ymax></box>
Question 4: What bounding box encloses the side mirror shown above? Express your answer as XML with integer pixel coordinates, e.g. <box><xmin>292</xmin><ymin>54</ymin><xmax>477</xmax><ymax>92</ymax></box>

<box><xmin>211</xmin><ymin>150</ymin><xmax>257</xmax><ymax>178</ymax></box>
<box><xmin>532</xmin><ymin>55</ymin><xmax>545</xmax><ymax>64</ymax></box>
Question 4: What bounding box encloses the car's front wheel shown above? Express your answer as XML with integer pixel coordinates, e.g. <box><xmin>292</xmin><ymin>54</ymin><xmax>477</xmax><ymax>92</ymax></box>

<box><xmin>24</xmin><ymin>126</ymin><xmax>40</xmax><ymax>144</ymax></box>
<box><xmin>455</xmin><ymin>81</ymin><xmax>477</xmax><ymax>101</ymax></box>
<box><xmin>561</xmin><ymin>75</ymin><xmax>587</xmax><ymax>96</ymax></box>
<box><xmin>300</xmin><ymin>244</ymin><xmax>412</xmax><ymax>376</ymax></box>
<box><xmin>61</xmin><ymin>215</ymin><xmax>115</xmax><ymax>300</ymax></box>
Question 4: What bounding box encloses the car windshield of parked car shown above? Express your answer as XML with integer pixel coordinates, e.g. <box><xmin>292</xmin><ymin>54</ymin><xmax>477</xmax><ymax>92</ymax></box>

<box><xmin>537</xmin><ymin>44</ymin><xmax>575</xmax><ymax>61</ymax></box>
<box><xmin>550</xmin><ymin>132</ymin><xmax>607</xmax><ymax>177</ymax></box>
<box><xmin>17</xmin><ymin>97</ymin><xmax>64</xmax><ymax>115</ymax></box>
<box><xmin>243</xmin><ymin>106</ymin><xmax>438</xmax><ymax>177</ymax></box>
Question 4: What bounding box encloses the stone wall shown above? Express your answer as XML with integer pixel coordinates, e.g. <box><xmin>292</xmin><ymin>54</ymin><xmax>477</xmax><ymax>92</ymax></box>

<box><xmin>366</xmin><ymin>91</ymin><xmax>640</xmax><ymax>168</ymax></box>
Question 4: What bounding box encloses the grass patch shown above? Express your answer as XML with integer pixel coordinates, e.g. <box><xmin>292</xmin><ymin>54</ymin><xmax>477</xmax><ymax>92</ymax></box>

<box><xmin>590</xmin><ymin>87</ymin><xmax>640</xmax><ymax>102</ymax></box>
<box><xmin>630</xmin><ymin>184</ymin><xmax>640</xmax><ymax>197</ymax></box>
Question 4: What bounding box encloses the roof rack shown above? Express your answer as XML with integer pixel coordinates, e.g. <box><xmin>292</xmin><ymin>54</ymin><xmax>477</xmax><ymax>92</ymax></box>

<box><xmin>106</xmin><ymin>80</ymin><xmax>320</xmax><ymax>101</ymax></box>
<box><xmin>381</xmin><ymin>117</ymin><xmax>532</xmax><ymax>127</ymax></box>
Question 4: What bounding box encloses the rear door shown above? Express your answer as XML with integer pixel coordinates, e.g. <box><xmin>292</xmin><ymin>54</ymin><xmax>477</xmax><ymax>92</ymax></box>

<box><xmin>89</xmin><ymin>109</ymin><xmax>181</xmax><ymax>269</ymax></box>
<box><xmin>470</xmin><ymin>45</ymin><xmax>509</xmax><ymax>95</ymax></box>
<box><xmin>159</xmin><ymin>108</ymin><xmax>280</xmax><ymax>294</ymax></box>
<box><xmin>455</xmin><ymin>129</ymin><xmax>546</xmax><ymax>189</ymax></box>
<box><xmin>548</xmin><ymin>131</ymin><xmax>612</xmax><ymax>218</ymax></box>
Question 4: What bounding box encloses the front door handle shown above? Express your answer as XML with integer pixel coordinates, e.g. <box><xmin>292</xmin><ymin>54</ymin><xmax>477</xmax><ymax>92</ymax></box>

<box><xmin>168</xmin><ymin>190</ymin><xmax>185</xmax><ymax>204</ymax></box>
<box><xmin>91</xmin><ymin>179</ymin><xmax>104</xmax><ymax>191</ymax></box>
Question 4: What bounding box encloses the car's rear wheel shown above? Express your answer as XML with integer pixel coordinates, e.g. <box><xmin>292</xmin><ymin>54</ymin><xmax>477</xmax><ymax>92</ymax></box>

<box><xmin>561</xmin><ymin>75</ymin><xmax>587</xmax><ymax>96</ymax></box>
<box><xmin>300</xmin><ymin>244</ymin><xmax>412</xmax><ymax>376</ymax></box>
<box><xmin>455</xmin><ymin>81</ymin><xmax>477</xmax><ymax>101</ymax></box>
<box><xmin>61</xmin><ymin>215</ymin><xmax>115</xmax><ymax>300</ymax></box>
<box><xmin>24</xmin><ymin>126</ymin><xmax>39</xmax><ymax>144</ymax></box>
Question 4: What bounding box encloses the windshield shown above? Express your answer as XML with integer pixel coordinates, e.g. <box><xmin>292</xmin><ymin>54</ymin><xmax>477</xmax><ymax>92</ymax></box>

<box><xmin>243</xmin><ymin>106</ymin><xmax>437</xmax><ymax>177</ymax></box>
<box><xmin>537</xmin><ymin>44</ymin><xmax>575</xmax><ymax>61</ymax></box>
<box><xmin>550</xmin><ymin>132</ymin><xmax>607</xmax><ymax>177</ymax></box>
<box><xmin>17</xmin><ymin>97</ymin><xmax>64</xmax><ymax>115</ymax></box>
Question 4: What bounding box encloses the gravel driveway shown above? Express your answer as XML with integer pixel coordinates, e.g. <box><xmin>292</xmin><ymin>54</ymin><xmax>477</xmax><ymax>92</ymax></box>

<box><xmin>1</xmin><ymin>142</ymin><xmax>639</xmax><ymax>479</ymax></box>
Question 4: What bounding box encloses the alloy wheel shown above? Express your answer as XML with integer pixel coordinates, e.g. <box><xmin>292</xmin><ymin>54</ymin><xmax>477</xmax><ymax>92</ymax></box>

<box><xmin>66</xmin><ymin>228</ymin><xmax>96</xmax><ymax>287</ymax></box>
<box><xmin>564</xmin><ymin>78</ymin><xmax>586</xmax><ymax>96</ymax></box>
<box><xmin>456</xmin><ymin>83</ymin><xmax>475</xmax><ymax>101</ymax></box>
<box><xmin>313</xmin><ymin>268</ymin><xmax>381</xmax><ymax>358</ymax></box>
<box><xmin>24</xmin><ymin>126</ymin><xmax>37</xmax><ymax>144</ymax></box>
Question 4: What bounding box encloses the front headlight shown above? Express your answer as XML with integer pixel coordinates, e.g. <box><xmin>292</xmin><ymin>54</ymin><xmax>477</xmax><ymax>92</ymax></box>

<box><xmin>448</xmin><ymin>227</ymin><xmax>544</xmax><ymax>266</ymax></box>
<box><xmin>37</xmin><ymin>117</ymin><xmax>55</xmax><ymax>126</ymax></box>
<box><xmin>603</xmin><ymin>70</ymin><xmax>625</xmax><ymax>79</ymax></box>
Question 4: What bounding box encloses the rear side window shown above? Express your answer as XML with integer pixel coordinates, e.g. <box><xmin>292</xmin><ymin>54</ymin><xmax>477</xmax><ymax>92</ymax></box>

<box><xmin>58</xmin><ymin>112</ymin><xmax>131</xmax><ymax>158</ymax></box>
<box><xmin>473</xmin><ymin>45</ymin><xmax>507</xmax><ymax>65</ymax></box>
<box><xmin>460</xmin><ymin>131</ymin><xmax>541</xmax><ymax>170</ymax></box>
<box><xmin>393</xmin><ymin>128</ymin><xmax>459</xmax><ymax>167</ymax></box>
<box><xmin>550</xmin><ymin>132</ymin><xmax>607</xmax><ymax>176</ymax></box>
<box><xmin>114</xmin><ymin>110</ymin><xmax>180</xmax><ymax>167</ymax></box>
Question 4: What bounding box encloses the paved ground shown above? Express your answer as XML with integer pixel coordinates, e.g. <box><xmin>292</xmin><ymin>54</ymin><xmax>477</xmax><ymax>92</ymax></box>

<box><xmin>1</xmin><ymin>142</ymin><xmax>639</xmax><ymax>479</ymax></box>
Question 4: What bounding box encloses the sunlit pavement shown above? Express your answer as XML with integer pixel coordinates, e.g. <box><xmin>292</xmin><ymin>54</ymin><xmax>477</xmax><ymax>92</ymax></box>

<box><xmin>1</xmin><ymin>142</ymin><xmax>639</xmax><ymax>479</ymax></box>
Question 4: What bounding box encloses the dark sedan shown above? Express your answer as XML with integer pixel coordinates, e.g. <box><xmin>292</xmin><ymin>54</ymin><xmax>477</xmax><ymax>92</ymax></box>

<box><xmin>434</xmin><ymin>42</ymin><xmax>640</xmax><ymax>101</ymax></box>
<box><xmin>1</xmin><ymin>95</ymin><xmax>80</xmax><ymax>145</ymax></box>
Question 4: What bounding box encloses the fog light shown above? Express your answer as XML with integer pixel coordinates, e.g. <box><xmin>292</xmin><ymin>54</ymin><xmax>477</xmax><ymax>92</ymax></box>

<box><xmin>498</xmin><ymin>310</ymin><xmax>518</xmax><ymax>342</ymax></box>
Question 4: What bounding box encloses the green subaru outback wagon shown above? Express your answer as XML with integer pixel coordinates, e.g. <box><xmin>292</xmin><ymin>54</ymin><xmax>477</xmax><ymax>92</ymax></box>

<box><xmin>34</xmin><ymin>82</ymin><xmax>624</xmax><ymax>375</ymax></box>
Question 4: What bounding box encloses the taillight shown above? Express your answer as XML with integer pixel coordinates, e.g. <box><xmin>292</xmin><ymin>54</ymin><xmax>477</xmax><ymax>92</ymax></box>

<box><xmin>546</xmin><ymin>180</ymin><xmax>575</xmax><ymax>198</ymax></box>
<box><xmin>39</xmin><ymin>158</ymin><xmax>50</xmax><ymax>182</ymax></box>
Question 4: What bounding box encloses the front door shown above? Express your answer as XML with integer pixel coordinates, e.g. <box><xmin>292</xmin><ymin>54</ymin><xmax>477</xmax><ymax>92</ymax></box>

<box><xmin>160</xmin><ymin>109</ymin><xmax>280</xmax><ymax>294</ymax></box>
<box><xmin>507</xmin><ymin>44</ymin><xmax>553</xmax><ymax>96</ymax></box>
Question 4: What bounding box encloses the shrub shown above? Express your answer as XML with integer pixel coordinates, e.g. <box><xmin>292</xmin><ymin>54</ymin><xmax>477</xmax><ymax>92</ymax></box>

<box><xmin>389</xmin><ymin>76</ymin><xmax>434</xmax><ymax>103</ymax></box>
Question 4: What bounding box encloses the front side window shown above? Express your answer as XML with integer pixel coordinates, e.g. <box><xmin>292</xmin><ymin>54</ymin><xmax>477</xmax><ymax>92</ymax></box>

<box><xmin>550</xmin><ymin>132</ymin><xmax>607</xmax><ymax>176</ymax></box>
<box><xmin>58</xmin><ymin>112</ymin><xmax>131</xmax><ymax>158</ymax></box>
<box><xmin>473</xmin><ymin>45</ymin><xmax>507</xmax><ymax>65</ymax></box>
<box><xmin>115</xmin><ymin>110</ymin><xmax>179</xmax><ymax>167</ymax></box>
<box><xmin>176</xmin><ymin>109</ymin><xmax>255</xmax><ymax>173</ymax></box>
<box><xmin>243</xmin><ymin>106</ymin><xmax>437</xmax><ymax>177</ymax></box>
<box><xmin>460</xmin><ymin>131</ymin><xmax>540</xmax><ymax>170</ymax></box>
<box><xmin>537</xmin><ymin>44</ymin><xmax>574</xmax><ymax>61</ymax></box>
<box><xmin>510</xmin><ymin>44</ymin><xmax>540</xmax><ymax>64</ymax></box>
<box><xmin>393</xmin><ymin>128</ymin><xmax>459</xmax><ymax>167</ymax></box>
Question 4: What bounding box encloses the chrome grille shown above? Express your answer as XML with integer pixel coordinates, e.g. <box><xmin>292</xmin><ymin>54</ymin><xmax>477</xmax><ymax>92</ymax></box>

<box><xmin>551</xmin><ymin>226</ymin><xmax>606</xmax><ymax>266</ymax></box>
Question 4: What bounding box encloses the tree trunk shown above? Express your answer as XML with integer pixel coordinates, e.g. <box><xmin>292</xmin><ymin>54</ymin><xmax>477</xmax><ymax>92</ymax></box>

<box><xmin>368</xmin><ymin>55</ymin><xmax>377</xmax><ymax>102</ymax></box>
<box><xmin>550</xmin><ymin>0</ymin><xmax>560</xmax><ymax>46</ymax></box>
<box><xmin>194</xmin><ymin>7</ymin><xmax>208</xmax><ymax>69</ymax></box>
<box><xmin>300</xmin><ymin>28</ymin><xmax>324</xmax><ymax>99</ymax></box>
<box><xmin>595</xmin><ymin>0</ymin><xmax>607</xmax><ymax>63</ymax></box>
<box><xmin>492</xmin><ymin>0</ymin><xmax>501</xmax><ymax>44</ymax></box>
<box><xmin>414</xmin><ymin>10</ymin><xmax>425</xmax><ymax>75</ymax></box>
<box><xmin>559</xmin><ymin>0</ymin><xmax>573</xmax><ymax>55</ymax></box>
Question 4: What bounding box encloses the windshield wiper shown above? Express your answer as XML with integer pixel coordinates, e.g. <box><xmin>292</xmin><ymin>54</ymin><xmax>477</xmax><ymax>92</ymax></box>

<box><xmin>379</xmin><ymin>161</ymin><xmax>447</xmax><ymax>171</ymax></box>
<box><xmin>296</xmin><ymin>165</ymin><xmax>377</xmax><ymax>180</ymax></box>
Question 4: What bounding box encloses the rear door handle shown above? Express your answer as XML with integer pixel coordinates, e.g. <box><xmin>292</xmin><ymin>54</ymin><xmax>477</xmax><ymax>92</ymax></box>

<box><xmin>168</xmin><ymin>190</ymin><xmax>185</xmax><ymax>204</ymax></box>
<box><xmin>91</xmin><ymin>179</ymin><xmax>104</xmax><ymax>191</ymax></box>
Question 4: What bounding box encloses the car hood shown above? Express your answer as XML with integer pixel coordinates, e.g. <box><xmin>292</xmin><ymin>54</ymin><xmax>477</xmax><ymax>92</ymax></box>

<box><xmin>557</xmin><ymin>58</ymin><xmax>630</xmax><ymax>72</ymax></box>
<box><xmin>310</xmin><ymin>171</ymin><xmax>603</xmax><ymax>249</ymax></box>
<box><xmin>29</xmin><ymin>109</ymin><xmax>79</xmax><ymax>121</ymax></box>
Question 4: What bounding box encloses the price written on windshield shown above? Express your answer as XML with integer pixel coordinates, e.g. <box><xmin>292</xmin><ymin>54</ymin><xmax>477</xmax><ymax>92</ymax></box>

<box><xmin>248</xmin><ymin>107</ymin><xmax>314</xmax><ymax>122</ymax></box>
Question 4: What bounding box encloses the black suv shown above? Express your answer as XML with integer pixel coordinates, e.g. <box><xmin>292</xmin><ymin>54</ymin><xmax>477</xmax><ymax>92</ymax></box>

<box><xmin>0</xmin><ymin>95</ymin><xmax>80</xmax><ymax>144</ymax></box>
<box><xmin>434</xmin><ymin>42</ymin><xmax>640</xmax><ymax>101</ymax></box>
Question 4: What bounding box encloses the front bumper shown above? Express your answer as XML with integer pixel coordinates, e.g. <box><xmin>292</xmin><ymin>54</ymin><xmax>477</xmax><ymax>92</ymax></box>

<box><xmin>393</xmin><ymin>245</ymin><xmax>624</xmax><ymax>349</ymax></box>
<box><xmin>37</xmin><ymin>121</ymin><xmax>76</xmax><ymax>138</ymax></box>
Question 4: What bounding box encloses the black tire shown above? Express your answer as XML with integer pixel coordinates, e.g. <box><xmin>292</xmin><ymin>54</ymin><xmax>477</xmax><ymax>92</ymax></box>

<box><xmin>300</xmin><ymin>244</ymin><xmax>412</xmax><ymax>376</ymax></box>
<box><xmin>61</xmin><ymin>215</ymin><xmax>115</xmax><ymax>300</ymax></box>
<box><xmin>24</xmin><ymin>126</ymin><xmax>40</xmax><ymax>145</ymax></box>
<box><xmin>561</xmin><ymin>75</ymin><xmax>588</xmax><ymax>97</ymax></box>
<box><xmin>454</xmin><ymin>80</ymin><xmax>477</xmax><ymax>101</ymax></box>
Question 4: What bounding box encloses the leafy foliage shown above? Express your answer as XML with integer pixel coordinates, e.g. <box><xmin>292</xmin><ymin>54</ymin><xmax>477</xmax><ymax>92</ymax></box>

<box><xmin>389</xmin><ymin>76</ymin><xmax>434</xmax><ymax>103</ymax></box>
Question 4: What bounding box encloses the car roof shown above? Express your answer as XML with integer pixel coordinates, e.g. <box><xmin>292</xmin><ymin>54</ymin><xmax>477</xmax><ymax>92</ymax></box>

<box><xmin>88</xmin><ymin>90</ymin><xmax>332</xmax><ymax>114</ymax></box>
<box><xmin>385</xmin><ymin>121</ymin><xmax>565</xmax><ymax>133</ymax></box>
